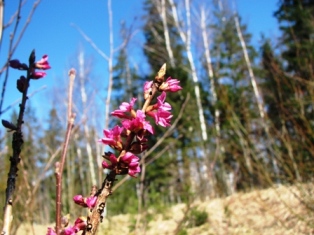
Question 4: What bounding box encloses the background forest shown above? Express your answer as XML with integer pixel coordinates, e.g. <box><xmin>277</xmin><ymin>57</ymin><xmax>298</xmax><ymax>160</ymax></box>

<box><xmin>0</xmin><ymin>0</ymin><xmax>314</xmax><ymax>234</ymax></box>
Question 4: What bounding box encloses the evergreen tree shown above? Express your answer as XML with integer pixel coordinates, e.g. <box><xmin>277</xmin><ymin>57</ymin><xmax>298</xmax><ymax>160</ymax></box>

<box><xmin>259</xmin><ymin>0</ymin><xmax>314</xmax><ymax>182</ymax></box>
<box><xmin>274</xmin><ymin>0</ymin><xmax>314</xmax><ymax>80</ymax></box>
<box><xmin>210</xmin><ymin>3</ymin><xmax>263</xmax><ymax>192</ymax></box>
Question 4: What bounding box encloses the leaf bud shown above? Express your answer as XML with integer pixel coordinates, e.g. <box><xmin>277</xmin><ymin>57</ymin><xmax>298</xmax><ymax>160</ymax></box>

<box><xmin>29</xmin><ymin>49</ymin><xmax>36</xmax><ymax>65</ymax></box>
<box><xmin>1</xmin><ymin>120</ymin><xmax>17</xmax><ymax>131</ymax></box>
<box><xmin>16</xmin><ymin>76</ymin><xmax>29</xmax><ymax>93</ymax></box>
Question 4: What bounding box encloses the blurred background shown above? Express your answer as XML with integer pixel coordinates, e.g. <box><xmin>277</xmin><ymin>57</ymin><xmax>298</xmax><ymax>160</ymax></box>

<box><xmin>0</xmin><ymin>0</ymin><xmax>313</xmax><ymax>234</ymax></box>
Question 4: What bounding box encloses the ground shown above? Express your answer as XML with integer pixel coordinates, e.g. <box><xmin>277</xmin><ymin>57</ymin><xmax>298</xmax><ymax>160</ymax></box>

<box><xmin>16</xmin><ymin>183</ymin><xmax>314</xmax><ymax>235</ymax></box>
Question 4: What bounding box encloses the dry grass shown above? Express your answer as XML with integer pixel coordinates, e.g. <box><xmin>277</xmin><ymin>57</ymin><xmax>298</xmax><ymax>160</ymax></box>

<box><xmin>16</xmin><ymin>183</ymin><xmax>314</xmax><ymax>235</ymax></box>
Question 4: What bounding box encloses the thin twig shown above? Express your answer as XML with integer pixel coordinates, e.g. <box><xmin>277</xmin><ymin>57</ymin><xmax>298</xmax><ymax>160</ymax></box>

<box><xmin>54</xmin><ymin>69</ymin><xmax>76</xmax><ymax>235</ymax></box>
<box><xmin>0</xmin><ymin>0</ymin><xmax>4</xmax><ymax>49</ymax></box>
<box><xmin>0</xmin><ymin>0</ymin><xmax>42</xmax><ymax>114</ymax></box>
<box><xmin>0</xmin><ymin>0</ymin><xmax>23</xmax><ymax>115</ymax></box>
<box><xmin>71</xmin><ymin>24</ymin><xmax>109</xmax><ymax>61</ymax></box>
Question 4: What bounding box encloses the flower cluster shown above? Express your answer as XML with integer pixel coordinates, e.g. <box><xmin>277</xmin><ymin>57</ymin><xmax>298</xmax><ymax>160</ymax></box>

<box><xmin>99</xmin><ymin>72</ymin><xmax>182</xmax><ymax>178</ymax></box>
<box><xmin>47</xmin><ymin>217</ymin><xmax>86</xmax><ymax>235</ymax></box>
<box><xmin>8</xmin><ymin>52</ymin><xmax>51</xmax><ymax>95</ymax></box>
<box><xmin>9</xmin><ymin>52</ymin><xmax>51</xmax><ymax>79</ymax></box>
<box><xmin>54</xmin><ymin>64</ymin><xmax>182</xmax><ymax>235</ymax></box>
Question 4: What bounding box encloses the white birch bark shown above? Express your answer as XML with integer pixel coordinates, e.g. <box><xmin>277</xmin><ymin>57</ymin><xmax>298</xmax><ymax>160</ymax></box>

<box><xmin>104</xmin><ymin>0</ymin><xmax>114</xmax><ymax>132</ymax></box>
<box><xmin>78</xmin><ymin>50</ymin><xmax>97</xmax><ymax>186</ymax></box>
<box><xmin>169</xmin><ymin>0</ymin><xmax>208</xmax><ymax>141</ymax></box>
<box><xmin>234</xmin><ymin>15</ymin><xmax>265</xmax><ymax>120</ymax></box>
<box><xmin>159</xmin><ymin>0</ymin><xmax>175</xmax><ymax>67</ymax></box>
<box><xmin>233</xmin><ymin>14</ymin><xmax>285</xmax><ymax>182</ymax></box>
<box><xmin>200</xmin><ymin>6</ymin><xmax>223</xmax><ymax>196</ymax></box>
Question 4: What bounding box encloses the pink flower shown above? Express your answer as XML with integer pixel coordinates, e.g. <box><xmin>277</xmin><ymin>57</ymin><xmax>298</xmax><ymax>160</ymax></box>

<box><xmin>121</xmin><ymin>152</ymin><xmax>141</xmax><ymax>177</ymax></box>
<box><xmin>102</xmin><ymin>152</ymin><xmax>141</xmax><ymax>177</ymax></box>
<box><xmin>111</xmin><ymin>98</ymin><xmax>137</xmax><ymax>119</ymax></box>
<box><xmin>159</xmin><ymin>77</ymin><xmax>182</xmax><ymax>92</ymax></box>
<box><xmin>35</xmin><ymin>55</ymin><xmax>51</xmax><ymax>70</ymax></box>
<box><xmin>102</xmin><ymin>153</ymin><xmax>118</xmax><ymax>169</ymax></box>
<box><xmin>148</xmin><ymin>109</ymin><xmax>173</xmax><ymax>127</ymax></box>
<box><xmin>64</xmin><ymin>217</ymin><xmax>86</xmax><ymax>235</ymax></box>
<box><xmin>99</xmin><ymin>125</ymin><xmax>124</xmax><ymax>150</ymax></box>
<box><xmin>73</xmin><ymin>195</ymin><xmax>97</xmax><ymax>209</ymax></box>
<box><xmin>30</xmin><ymin>71</ymin><xmax>46</xmax><ymax>79</ymax></box>
<box><xmin>46</xmin><ymin>228</ymin><xmax>57</xmax><ymax>235</ymax></box>
<box><xmin>156</xmin><ymin>92</ymin><xmax>171</xmax><ymax>110</ymax></box>
<box><xmin>146</xmin><ymin>92</ymin><xmax>173</xmax><ymax>127</ymax></box>
<box><xmin>122</xmin><ymin>110</ymin><xmax>154</xmax><ymax>134</ymax></box>
<box><xmin>9</xmin><ymin>59</ymin><xmax>28</xmax><ymax>70</ymax></box>
<box><xmin>47</xmin><ymin>218</ymin><xmax>86</xmax><ymax>235</ymax></box>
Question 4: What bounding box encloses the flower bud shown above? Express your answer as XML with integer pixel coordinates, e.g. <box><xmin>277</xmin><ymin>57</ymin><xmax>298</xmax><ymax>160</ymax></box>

<box><xmin>61</xmin><ymin>214</ymin><xmax>70</xmax><ymax>228</ymax></box>
<box><xmin>9</xmin><ymin>60</ymin><xmax>28</xmax><ymax>70</ymax></box>
<box><xmin>34</xmin><ymin>55</ymin><xmax>51</xmax><ymax>70</ymax></box>
<box><xmin>154</xmin><ymin>63</ymin><xmax>166</xmax><ymax>84</ymax></box>
<box><xmin>129</xmin><ymin>141</ymin><xmax>148</xmax><ymax>154</ymax></box>
<box><xmin>17</xmin><ymin>76</ymin><xmax>29</xmax><ymax>92</ymax></box>
<box><xmin>30</xmin><ymin>71</ymin><xmax>46</xmax><ymax>79</ymax></box>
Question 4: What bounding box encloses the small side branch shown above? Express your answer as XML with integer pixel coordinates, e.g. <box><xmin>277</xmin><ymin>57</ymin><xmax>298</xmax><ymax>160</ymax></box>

<box><xmin>54</xmin><ymin>69</ymin><xmax>76</xmax><ymax>235</ymax></box>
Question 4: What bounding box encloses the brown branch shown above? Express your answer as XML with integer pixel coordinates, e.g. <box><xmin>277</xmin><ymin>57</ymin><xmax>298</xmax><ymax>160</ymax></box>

<box><xmin>54</xmin><ymin>69</ymin><xmax>76</xmax><ymax>235</ymax></box>
<box><xmin>1</xmin><ymin>50</ymin><xmax>34</xmax><ymax>235</ymax></box>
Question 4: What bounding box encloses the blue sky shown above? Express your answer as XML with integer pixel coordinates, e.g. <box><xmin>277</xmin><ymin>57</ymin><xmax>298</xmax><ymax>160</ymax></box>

<box><xmin>0</xmin><ymin>0</ymin><xmax>279</xmax><ymax>124</ymax></box>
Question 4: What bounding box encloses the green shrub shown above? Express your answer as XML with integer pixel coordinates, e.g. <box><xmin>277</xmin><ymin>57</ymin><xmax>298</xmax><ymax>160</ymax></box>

<box><xmin>188</xmin><ymin>208</ymin><xmax>208</xmax><ymax>227</ymax></box>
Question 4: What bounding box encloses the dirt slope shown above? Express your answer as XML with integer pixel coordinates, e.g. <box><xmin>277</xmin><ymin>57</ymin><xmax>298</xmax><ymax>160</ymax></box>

<box><xmin>16</xmin><ymin>184</ymin><xmax>314</xmax><ymax>235</ymax></box>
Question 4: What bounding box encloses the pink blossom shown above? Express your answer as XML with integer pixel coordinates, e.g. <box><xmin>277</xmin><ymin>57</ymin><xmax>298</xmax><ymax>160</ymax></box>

<box><xmin>102</xmin><ymin>152</ymin><xmax>141</xmax><ymax>177</ymax></box>
<box><xmin>73</xmin><ymin>195</ymin><xmax>97</xmax><ymax>209</ymax></box>
<box><xmin>156</xmin><ymin>92</ymin><xmax>171</xmax><ymax>110</ymax></box>
<box><xmin>73</xmin><ymin>195</ymin><xmax>85</xmax><ymax>207</ymax></box>
<box><xmin>159</xmin><ymin>77</ymin><xmax>182</xmax><ymax>92</ymax></box>
<box><xmin>64</xmin><ymin>218</ymin><xmax>86</xmax><ymax>235</ymax></box>
<box><xmin>102</xmin><ymin>153</ymin><xmax>118</xmax><ymax>169</ymax></box>
<box><xmin>122</xmin><ymin>110</ymin><xmax>154</xmax><ymax>134</ymax></box>
<box><xmin>148</xmin><ymin>109</ymin><xmax>173</xmax><ymax>127</ymax></box>
<box><xmin>121</xmin><ymin>152</ymin><xmax>141</xmax><ymax>177</ymax></box>
<box><xmin>30</xmin><ymin>71</ymin><xmax>46</xmax><ymax>79</ymax></box>
<box><xmin>146</xmin><ymin>92</ymin><xmax>173</xmax><ymax>127</ymax></box>
<box><xmin>46</xmin><ymin>228</ymin><xmax>57</xmax><ymax>235</ymax></box>
<box><xmin>99</xmin><ymin>125</ymin><xmax>124</xmax><ymax>150</ymax></box>
<box><xmin>111</xmin><ymin>98</ymin><xmax>137</xmax><ymax>119</ymax></box>
<box><xmin>35</xmin><ymin>55</ymin><xmax>51</xmax><ymax>70</ymax></box>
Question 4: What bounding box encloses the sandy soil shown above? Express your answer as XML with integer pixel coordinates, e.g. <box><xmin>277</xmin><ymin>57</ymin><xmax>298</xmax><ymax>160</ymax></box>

<box><xmin>16</xmin><ymin>183</ymin><xmax>314</xmax><ymax>235</ymax></box>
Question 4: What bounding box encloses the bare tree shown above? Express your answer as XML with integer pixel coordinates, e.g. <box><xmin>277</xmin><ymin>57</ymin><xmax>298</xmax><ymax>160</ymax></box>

<box><xmin>168</xmin><ymin>0</ymin><xmax>208</xmax><ymax>141</ymax></box>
